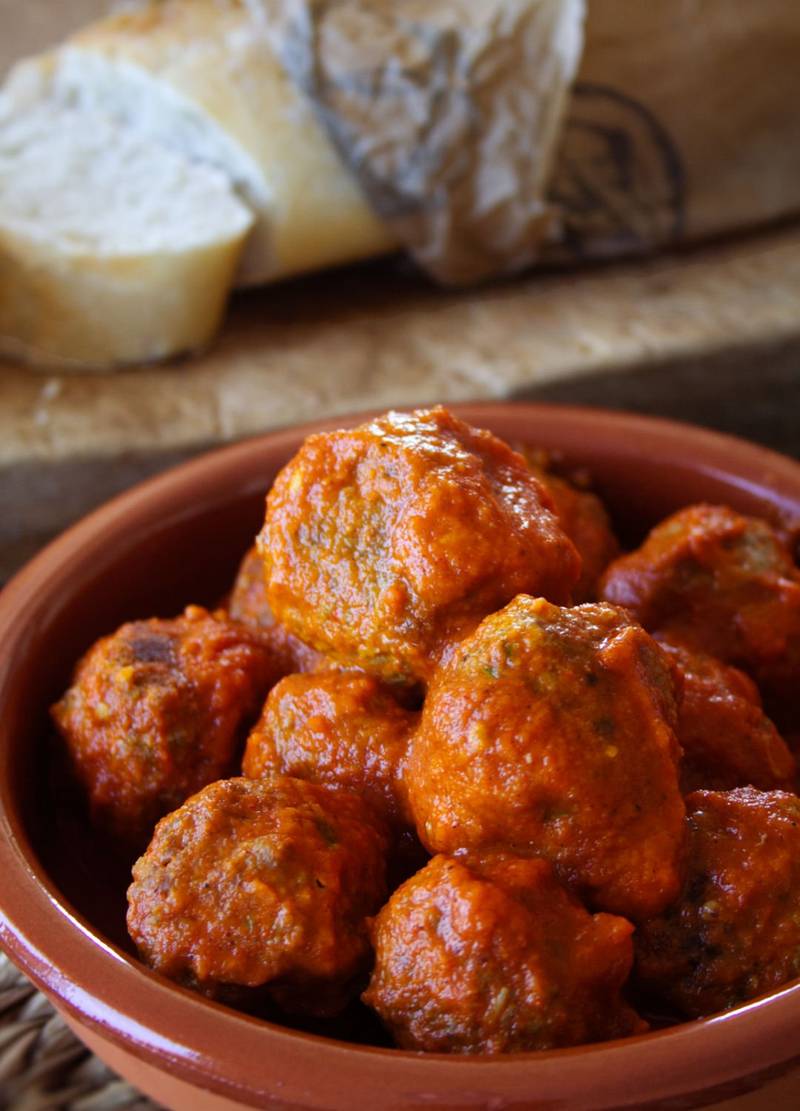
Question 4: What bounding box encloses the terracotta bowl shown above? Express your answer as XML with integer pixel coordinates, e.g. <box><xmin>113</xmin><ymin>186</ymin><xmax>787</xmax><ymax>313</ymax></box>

<box><xmin>2</xmin><ymin>403</ymin><xmax>800</xmax><ymax>1111</ymax></box>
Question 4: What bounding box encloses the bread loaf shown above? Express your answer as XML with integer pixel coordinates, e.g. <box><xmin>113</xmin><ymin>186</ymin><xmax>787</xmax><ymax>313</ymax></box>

<box><xmin>0</xmin><ymin>76</ymin><xmax>253</xmax><ymax>371</ymax></box>
<box><xmin>0</xmin><ymin>0</ymin><xmax>402</xmax><ymax>370</ymax></box>
<box><xmin>0</xmin><ymin>0</ymin><xmax>576</xmax><ymax>371</ymax></box>
<box><xmin>62</xmin><ymin>0</ymin><xmax>397</xmax><ymax>286</ymax></box>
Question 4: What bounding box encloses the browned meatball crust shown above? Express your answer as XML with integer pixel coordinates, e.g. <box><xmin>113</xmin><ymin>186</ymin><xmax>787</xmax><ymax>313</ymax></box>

<box><xmin>523</xmin><ymin>455</ymin><xmax>619</xmax><ymax>602</ymax></box>
<box><xmin>364</xmin><ymin>853</ymin><xmax>644</xmax><ymax>1053</ymax></box>
<box><xmin>128</xmin><ymin>776</ymin><xmax>390</xmax><ymax>1016</ymax></box>
<box><xmin>259</xmin><ymin>406</ymin><xmax>580</xmax><ymax>685</ymax></box>
<box><xmin>405</xmin><ymin>597</ymin><xmax>686</xmax><ymax>921</ymax></box>
<box><xmin>243</xmin><ymin>671</ymin><xmax>416</xmax><ymax>828</ymax></box>
<box><xmin>51</xmin><ymin>606</ymin><xmax>279</xmax><ymax>846</ymax></box>
<box><xmin>600</xmin><ymin>504</ymin><xmax>800</xmax><ymax>725</ymax></box>
<box><xmin>657</xmin><ymin>637</ymin><xmax>795</xmax><ymax>794</ymax></box>
<box><xmin>635</xmin><ymin>788</ymin><xmax>800</xmax><ymax>1018</ymax></box>
<box><xmin>228</xmin><ymin>545</ymin><xmax>323</xmax><ymax>674</ymax></box>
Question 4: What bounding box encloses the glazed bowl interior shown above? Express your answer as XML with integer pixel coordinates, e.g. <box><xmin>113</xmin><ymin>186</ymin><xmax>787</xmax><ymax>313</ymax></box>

<box><xmin>2</xmin><ymin>403</ymin><xmax>800</xmax><ymax>1111</ymax></box>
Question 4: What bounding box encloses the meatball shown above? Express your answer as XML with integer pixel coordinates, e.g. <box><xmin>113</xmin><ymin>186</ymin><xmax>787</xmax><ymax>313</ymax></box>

<box><xmin>259</xmin><ymin>406</ymin><xmax>580</xmax><ymax>685</ymax></box>
<box><xmin>128</xmin><ymin>776</ymin><xmax>390</xmax><ymax>1016</ymax></box>
<box><xmin>51</xmin><ymin>606</ymin><xmax>278</xmax><ymax>846</ymax></box>
<box><xmin>363</xmin><ymin>853</ymin><xmax>644</xmax><ymax>1053</ymax></box>
<box><xmin>524</xmin><ymin>455</ymin><xmax>619</xmax><ymax>602</ymax></box>
<box><xmin>657</xmin><ymin>637</ymin><xmax>795</xmax><ymax>794</ymax></box>
<box><xmin>228</xmin><ymin>545</ymin><xmax>323</xmax><ymax>674</ymax></box>
<box><xmin>405</xmin><ymin>597</ymin><xmax>685</xmax><ymax>920</ymax></box>
<box><xmin>600</xmin><ymin>504</ymin><xmax>800</xmax><ymax>723</ymax></box>
<box><xmin>635</xmin><ymin>788</ymin><xmax>800</xmax><ymax>1017</ymax></box>
<box><xmin>243</xmin><ymin>671</ymin><xmax>416</xmax><ymax>828</ymax></box>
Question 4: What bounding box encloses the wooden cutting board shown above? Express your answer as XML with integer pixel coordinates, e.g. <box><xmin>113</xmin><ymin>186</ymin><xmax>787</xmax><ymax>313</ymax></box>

<box><xmin>2</xmin><ymin>223</ymin><xmax>800</xmax><ymax>580</ymax></box>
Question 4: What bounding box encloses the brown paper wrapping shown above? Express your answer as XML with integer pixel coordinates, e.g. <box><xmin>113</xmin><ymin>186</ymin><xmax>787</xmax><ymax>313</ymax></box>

<box><xmin>255</xmin><ymin>0</ymin><xmax>585</xmax><ymax>284</ymax></box>
<box><xmin>549</xmin><ymin>0</ymin><xmax>800</xmax><ymax>263</ymax></box>
<box><xmin>256</xmin><ymin>0</ymin><xmax>800</xmax><ymax>281</ymax></box>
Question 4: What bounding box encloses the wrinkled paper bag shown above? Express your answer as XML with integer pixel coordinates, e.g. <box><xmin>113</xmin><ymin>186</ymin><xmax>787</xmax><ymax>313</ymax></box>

<box><xmin>253</xmin><ymin>0</ymin><xmax>800</xmax><ymax>283</ymax></box>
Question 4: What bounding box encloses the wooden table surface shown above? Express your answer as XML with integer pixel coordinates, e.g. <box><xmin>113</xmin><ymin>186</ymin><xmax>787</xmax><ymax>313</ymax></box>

<box><xmin>2</xmin><ymin>223</ymin><xmax>800</xmax><ymax>581</ymax></box>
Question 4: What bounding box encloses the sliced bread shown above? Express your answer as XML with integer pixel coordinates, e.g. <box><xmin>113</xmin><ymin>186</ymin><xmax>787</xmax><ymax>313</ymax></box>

<box><xmin>0</xmin><ymin>82</ymin><xmax>254</xmax><ymax>371</ymax></box>
<box><xmin>59</xmin><ymin>0</ymin><xmax>397</xmax><ymax>286</ymax></box>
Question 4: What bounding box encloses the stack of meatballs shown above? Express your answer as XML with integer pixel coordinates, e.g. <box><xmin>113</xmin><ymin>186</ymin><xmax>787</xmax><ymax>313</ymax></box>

<box><xmin>52</xmin><ymin>407</ymin><xmax>800</xmax><ymax>1053</ymax></box>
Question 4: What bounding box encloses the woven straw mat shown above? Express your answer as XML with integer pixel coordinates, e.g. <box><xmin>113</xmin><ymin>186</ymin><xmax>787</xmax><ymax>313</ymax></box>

<box><xmin>0</xmin><ymin>952</ymin><xmax>158</xmax><ymax>1110</ymax></box>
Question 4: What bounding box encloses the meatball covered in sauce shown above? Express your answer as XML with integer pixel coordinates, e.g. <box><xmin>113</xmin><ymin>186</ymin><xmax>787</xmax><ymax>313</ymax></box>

<box><xmin>128</xmin><ymin>776</ymin><xmax>390</xmax><ymax>1016</ymax></box>
<box><xmin>600</xmin><ymin>504</ymin><xmax>800</xmax><ymax>724</ymax></box>
<box><xmin>657</xmin><ymin>637</ymin><xmax>795</xmax><ymax>795</ymax></box>
<box><xmin>243</xmin><ymin>671</ymin><xmax>416</xmax><ymax>828</ymax></box>
<box><xmin>635</xmin><ymin>788</ymin><xmax>800</xmax><ymax>1017</ymax></box>
<box><xmin>523</xmin><ymin>455</ymin><xmax>619</xmax><ymax>602</ymax></box>
<box><xmin>51</xmin><ymin>606</ymin><xmax>279</xmax><ymax>846</ymax></box>
<box><xmin>363</xmin><ymin>853</ymin><xmax>644</xmax><ymax>1053</ymax></box>
<box><xmin>405</xmin><ymin>597</ymin><xmax>685</xmax><ymax>921</ymax></box>
<box><xmin>228</xmin><ymin>545</ymin><xmax>323</xmax><ymax>675</ymax></box>
<box><xmin>259</xmin><ymin>407</ymin><xmax>580</xmax><ymax>685</ymax></box>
